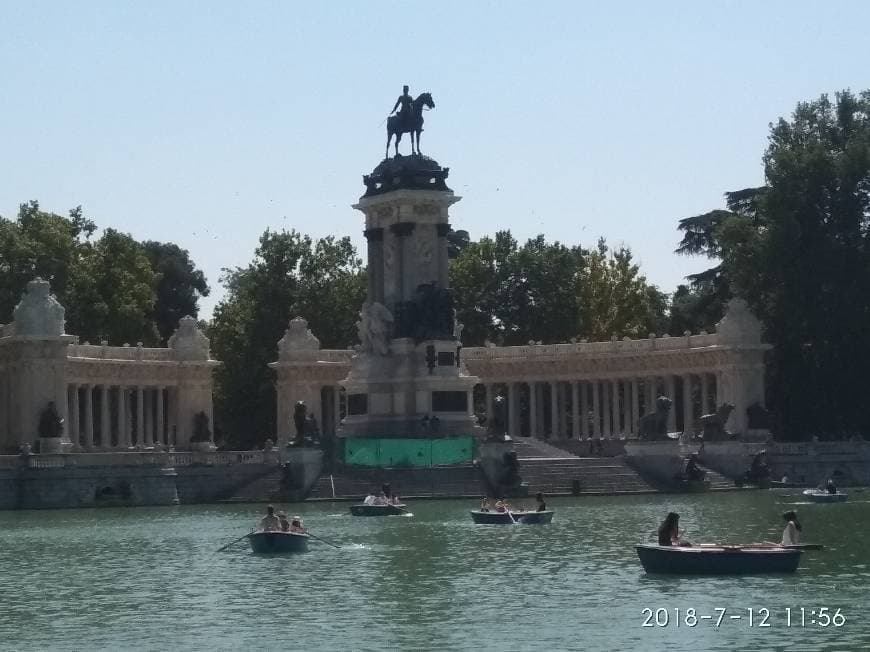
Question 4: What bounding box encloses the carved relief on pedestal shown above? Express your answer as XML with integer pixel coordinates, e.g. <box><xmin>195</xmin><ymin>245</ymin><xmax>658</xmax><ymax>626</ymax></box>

<box><xmin>416</xmin><ymin>229</ymin><xmax>434</xmax><ymax>266</ymax></box>
<box><xmin>413</xmin><ymin>203</ymin><xmax>439</xmax><ymax>217</ymax></box>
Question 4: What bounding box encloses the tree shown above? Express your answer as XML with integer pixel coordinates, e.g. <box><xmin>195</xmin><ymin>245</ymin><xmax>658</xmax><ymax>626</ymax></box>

<box><xmin>209</xmin><ymin>230</ymin><xmax>365</xmax><ymax>448</ymax></box>
<box><xmin>450</xmin><ymin>231</ymin><xmax>666</xmax><ymax>346</ymax></box>
<box><xmin>676</xmin><ymin>90</ymin><xmax>870</xmax><ymax>438</ymax></box>
<box><xmin>143</xmin><ymin>241</ymin><xmax>210</xmax><ymax>343</ymax></box>
<box><xmin>65</xmin><ymin>229</ymin><xmax>157</xmax><ymax>345</ymax></box>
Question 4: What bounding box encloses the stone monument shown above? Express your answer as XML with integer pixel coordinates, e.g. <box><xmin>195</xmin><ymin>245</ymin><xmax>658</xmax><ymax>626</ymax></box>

<box><xmin>339</xmin><ymin>100</ymin><xmax>481</xmax><ymax>439</ymax></box>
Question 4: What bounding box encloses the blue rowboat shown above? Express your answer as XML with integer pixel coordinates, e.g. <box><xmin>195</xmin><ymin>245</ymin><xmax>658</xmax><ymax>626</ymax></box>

<box><xmin>636</xmin><ymin>544</ymin><xmax>801</xmax><ymax>574</ymax></box>
<box><xmin>802</xmin><ymin>489</ymin><xmax>848</xmax><ymax>503</ymax></box>
<box><xmin>247</xmin><ymin>531</ymin><xmax>309</xmax><ymax>553</ymax></box>
<box><xmin>470</xmin><ymin>510</ymin><xmax>554</xmax><ymax>525</ymax></box>
<box><xmin>350</xmin><ymin>504</ymin><xmax>408</xmax><ymax>516</ymax></box>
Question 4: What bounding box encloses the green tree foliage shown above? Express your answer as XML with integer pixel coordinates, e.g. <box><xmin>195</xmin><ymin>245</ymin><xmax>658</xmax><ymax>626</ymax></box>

<box><xmin>450</xmin><ymin>231</ymin><xmax>666</xmax><ymax>346</ymax></box>
<box><xmin>677</xmin><ymin>90</ymin><xmax>870</xmax><ymax>437</ymax></box>
<box><xmin>66</xmin><ymin>229</ymin><xmax>157</xmax><ymax>345</ymax></box>
<box><xmin>209</xmin><ymin>230</ymin><xmax>365</xmax><ymax>447</ymax></box>
<box><xmin>0</xmin><ymin>201</ymin><xmax>208</xmax><ymax>346</ymax></box>
<box><xmin>143</xmin><ymin>241</ymin><xmax>210</xmax><ymax>343</ymax></box>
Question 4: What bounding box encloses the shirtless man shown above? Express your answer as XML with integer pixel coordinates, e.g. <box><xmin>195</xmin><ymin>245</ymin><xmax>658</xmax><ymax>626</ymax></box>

<box><xmin>259</xmin><ymin>505</ymin><xmax>281</xmax><ymax>531</ymax></box>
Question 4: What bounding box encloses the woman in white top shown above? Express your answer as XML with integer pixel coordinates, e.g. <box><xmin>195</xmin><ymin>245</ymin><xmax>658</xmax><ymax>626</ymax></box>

<box><xmin>781</xmin><ymin>510</ymin><xmax>802</xmax><ymax>546</ymax></box>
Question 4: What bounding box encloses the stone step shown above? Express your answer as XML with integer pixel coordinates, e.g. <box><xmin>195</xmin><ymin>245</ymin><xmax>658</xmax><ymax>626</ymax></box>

<box><xmin>217</xmin><ymin>469</ymin><xmax>284</xmax><ymax>503</ymax></box>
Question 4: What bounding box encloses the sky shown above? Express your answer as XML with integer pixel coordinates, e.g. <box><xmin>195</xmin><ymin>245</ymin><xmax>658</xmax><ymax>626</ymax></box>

<box><xmin>2</xmin><ymin>1</ymin><xmax>868</xmax><ymax>318</ymax></box>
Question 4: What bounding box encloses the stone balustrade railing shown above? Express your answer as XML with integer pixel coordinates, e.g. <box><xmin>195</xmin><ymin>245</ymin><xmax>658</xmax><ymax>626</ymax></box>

<box><xmin>0</xmin><ymin>450</ymin><xmax>279</xmax><ymax>468</ymax></box>
<box><xmin>67</xmin><ymin>344</ymin><xmax>176</xmax><ymax>361</ymax></box>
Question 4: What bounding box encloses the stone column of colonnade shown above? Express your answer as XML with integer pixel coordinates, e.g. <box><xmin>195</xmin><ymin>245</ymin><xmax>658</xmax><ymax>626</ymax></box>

<box><xmin>63</xmin><ymin>383</ymin><xmax>178</xmax><ymax>450</ymax></box>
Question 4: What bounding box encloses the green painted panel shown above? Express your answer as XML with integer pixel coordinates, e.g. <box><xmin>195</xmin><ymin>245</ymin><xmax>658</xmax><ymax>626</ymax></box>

<box><xmin>431</xmin><ymin>437</ymin><xmax>475</xmax><ymax>465</ymax></box>
<box><xmin>379</xmin><ymin>439</ymin><xmax>431</xmax><ymax>467</ymax></box>
<box><xmin>344</xmin><ymin>438</ymin><xmax>379</xmax><ymax>466</ymax></box>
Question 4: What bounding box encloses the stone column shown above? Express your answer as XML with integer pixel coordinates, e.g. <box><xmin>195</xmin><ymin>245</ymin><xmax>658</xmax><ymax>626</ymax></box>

<box><xmin>592</xmin><ymin>381</ymin><xmax>601</xmax><ymax>439</ymax></box>
<box><xmin>682</xmin><ymin>374</ymin><xmax>693</xmax><ymax>434</ymax></box>
<box><xmin>483</xmin><ymin>383</ymin><xmax>492</xmax><ymax>425</ymax></box>
<box><xmin>571</xmin><ymin>381</ymin><xmax>580</xmax><ymax>439</ymax></box>
<box><xmin>630</xmin><ymin>378</ymin><xmax>640</xmax><ymax>437</ymax></box>
<box><xmin>100</xmin><ymin>385</ymin><xmax>110</xmax><ymax>449</ymax></box>
<box><xmin>701</xmin><ymin>373</ymin><xmax>710</xmax><ymax>415</ymax></box>
<box><xmin>580</xmin><ymin>381</ymin><xmax>589</xmax><ymax>439</ymax></box>
<box><xmin>364</xmin><ymin>228</ymin><xmax>385</xmax><ymax>304</ymax></box>
<box><xmin>83</xmin><ymin>384</ymin><xmax>94</xmax><ymax>450</ymax></box>
<box><xmin>549</xmin><ymin>381</ymin><xmax>558</xmax><ymax>439</ymax></box>
<box><xmin>611</xmin><ymin>379</ymin><xmax>620</xmax><ymax>439</ymax></box>
<box><xmin>529</xmin><ymin>382</ymin><xmax>538</xmax><ymax>438</ymax></box>
<box><xmin>115</xmin><ymin>387</ymin><xmax>126</xmax><ymax>448</ymax></box>
<box><xmin>136</xmin><ymin>386</ymin><xmax>144</xmax><ymax>446</ymax></box>
<box><xmin>333</xmin><ymin>386</ymin><xmax>342</xmax><ymax>435</ymax></box>
<box><xmin>621</xmin><ymin>380</ymin><xmax>631</xmax><ymax>439</ymax></box>
<box><xmin>156</xmin><ymin>386</ymin><xmax>165</xmax><ymax>445</ymax></box>
<box><xmin>666</xmin><ymin>375</ymin><xmax>677</xmax><ymax>433</ymax></box>
<box><xmin>69</xmin><ymin>383</ymin><xmax>80</xmax><ymax>449</ymax></box>
<box><xmin>646</xmin><ymin>376</ymin><xmax>657</xmax><ymax>414</ymax></box>
<box><xmin>602</xmin><ymin>380</ymin><xmax>611</xmax><ymax>438</ymax></box>
<box><xmin>144</xmin><ymin>388</ymin><xmax>154</xmax><ymax>446</ymax></box>
<box><xmin>508</xmin><ymin>383</ymin><xmax>519</xmax><ymax>438</ymax></box>
<box><xmin>436</xmin><ymin>223</ymin><xmax>450</xmax><ymax>289</ymax></box>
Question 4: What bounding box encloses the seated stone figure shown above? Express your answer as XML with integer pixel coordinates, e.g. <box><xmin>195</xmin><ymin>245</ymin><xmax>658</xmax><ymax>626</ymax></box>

<box><xmin>699</xmin><ymin>403</ymin><xmax>735</xmax><ymax>441</ymax></box>
<box><xmin>291</xmin><ymin>401</ymin><xmax>307</xmax><ymax>446</ymax></box>
<box><xmin>638</xmin><ymin>397</ymin><xmax>673</xmax><ymax>441</ymax></box>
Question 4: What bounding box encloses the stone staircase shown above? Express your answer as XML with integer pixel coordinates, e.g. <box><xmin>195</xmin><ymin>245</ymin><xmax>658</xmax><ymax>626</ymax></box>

<box><xmin>307</xmin><ymin>464</ymin><xmax>488</xmax><ymax>500</ymax></box>
<box><xmin>216</xmin><ymin>469</ymin><xmax>284</xmax><ymax>503</ymax></box>
<box><xmin>510</xmin><ymin>436</ymin><xmax>657</xmax><ymax>495</ymax></box>
<box><xmin>697</xmin><ymin>464</ymin><xmax>736</xmax><ymax>491</ymax></box>
<box><xmin>516</xmin><ymin>456</ymin><xmax>657</xmax><ymax>495</ymax></box>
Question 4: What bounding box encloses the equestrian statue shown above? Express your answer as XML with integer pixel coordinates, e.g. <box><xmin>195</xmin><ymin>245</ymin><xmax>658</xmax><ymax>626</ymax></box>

<box><xmin>386</xmin><ymin>85</ymin><xmax>435</xmax><ymax>158</ymax></box>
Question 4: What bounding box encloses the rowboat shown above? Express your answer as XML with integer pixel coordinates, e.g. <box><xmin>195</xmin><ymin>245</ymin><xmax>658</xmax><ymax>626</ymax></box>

<box><xmin>802</xmin><ymin>489</ymin><xmax>848</xmax><ymax>503</ymax></box>
<box><xmin>636</xmin><ymin>544</ymin><xmax>802</xmax><ymax>574</ymax></box>
<box><xmin>349</xmin><ymin>503</ymin><xmax>408</xmax><ymax>516</ymax></box>
<box><xmin>470</xmin><ymin>510</ymin><xmax>554</xmax><ymax>524</ymax></box>
<box><xmin>247</xmin><ymin>531</ymin><xmax>309</xmax><ymax>553</ymax></box>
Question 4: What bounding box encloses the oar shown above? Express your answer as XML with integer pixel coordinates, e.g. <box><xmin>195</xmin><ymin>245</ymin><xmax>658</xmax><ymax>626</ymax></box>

<box><xmin>506</xmin><ymin>509</ymin><xmax>517</xmax><ymax>524</ymax></box>
<box><xmin>217</xmin><ymin>531</ymin><xmax>250</xmax><ymax>552</ymax></box>
<box><xmin>306</xmin><ymin>532</ymin><xmax>341</xmax><ymax>549</ymax></box>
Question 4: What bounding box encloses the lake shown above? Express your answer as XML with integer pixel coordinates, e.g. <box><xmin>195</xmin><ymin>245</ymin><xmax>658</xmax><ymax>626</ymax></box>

<box><xmin>1</xmin><ymin>490</ymin><xmax>868</xmax><ymax>651</ymax></box>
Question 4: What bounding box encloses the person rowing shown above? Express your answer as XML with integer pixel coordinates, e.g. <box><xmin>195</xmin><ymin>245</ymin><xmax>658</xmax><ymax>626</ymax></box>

<box><xmin>535</xmin><ymin>493</ymin><xmax>547</xmax><ymax>512</ymax></box>
<box><xmin>258</xmin><ymin>505</ymin><xmax>281</xmax><ymax>532</ymax></box>
<box><xmin>657</xmin><ymin>512</ymin><xmax>691</xmax><ymax>546</ymax></box>
<box><xmin>289</xmin><ymin>515</ymin><xmax>306</xmax><ymax>534</ymax></box>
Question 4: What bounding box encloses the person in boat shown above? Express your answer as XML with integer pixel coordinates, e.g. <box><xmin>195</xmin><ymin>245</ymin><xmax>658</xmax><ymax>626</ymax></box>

<box><xmin>390</xmin><ymin>493</ymin><xmax>402</xmax><ymax>506</ymax></box>
<box><xmin>535</xmin><ymin>492</ymin><xmax>547</xmax><ymax>512</ymax></box>
<box><xmin>278</xmin><ymin>511</ymin><xmax>291</xmax><ymax>532</ymax></box>
<box><xmin>480</xmin><ymin>497</ymin><xmax>491</xmax><ymax>512</ymax></box>
<box><xmin>373</xmin><ymin>492</ymin><xmax>389</xmax><ymax>506</ymax></box>
<box><xmin>826</xmin><ymin>478</ymin><xmax>837</xmax><ymax>494</ymax></box>
<box><xmin>657</xmin><ymin>512</ymin><xmax>689</xmax><ymax>546</ymax></box>
<box><xmin>363</xmin><ymin>492</ymin><xmax>377</xmax><ymax>506</ymax></box>
<box><xmin>259</xmin><ymin>505</ymin><xmax>281</xmax><ymax>532</ymax></box>
<box><xmin>781</xmin><ymin>510</ymin><xmax>802</xmax><ymax>546</ymax></box>
<box><xmin>382</xmin><ymin>482</ymin><xmax>392</xmax><ymax>500</ymax></box>
<box><xmin>289</xmin><ymin>515</ymin><xmax>306</xmax><ymax>533</ymax></box>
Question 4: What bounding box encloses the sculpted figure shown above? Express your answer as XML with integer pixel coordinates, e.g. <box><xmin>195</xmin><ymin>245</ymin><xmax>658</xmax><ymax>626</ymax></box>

<box><xmin>637</xmin><ymin>396</ymin><xmax>673</xmax><ymax>441</ymax></box>
<box><xmin>385</xmin><ymin>86</ymin><xmax>436</xmax><ymax>157</ymax></box>
<box><xmin>292</xmin><ymin>401</ymin><xmax>307</xmax><ymax>446</ymax></box>
<box><xmin>38</xmin><ymin>401</ymin><xmax>64</xmax><ymax>438</ymax></box>
<box><xmin>357</xmin><ymin>302</ymin><xmax>394</xmax><ymax>356</ymax></box>
<box><xmin>699</xmin><ymin>403</ymin><xmax>735</xmax><ymax>442</ymax></box>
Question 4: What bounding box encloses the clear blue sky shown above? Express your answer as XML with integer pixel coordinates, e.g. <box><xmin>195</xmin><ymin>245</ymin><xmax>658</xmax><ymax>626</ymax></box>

<box><xmin>2</xmin><ymin>1</ymin><xmax>867</xmax><ymax>317</ymax></box>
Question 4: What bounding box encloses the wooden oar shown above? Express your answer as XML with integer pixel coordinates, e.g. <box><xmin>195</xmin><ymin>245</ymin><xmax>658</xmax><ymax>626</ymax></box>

<box><xmin>306</xmin><ymin>532</ymin><xmax>341</xmax><ymax>549</ymax></box>
<box><xmin>506</xmin><ymin>509</ymin><xmax>517</xmax><ymax>524</ymax></box>
<box><xmin>217</xmin><ymin>531</ymin><xmax>250</xmax><ymax>552</ymax></box>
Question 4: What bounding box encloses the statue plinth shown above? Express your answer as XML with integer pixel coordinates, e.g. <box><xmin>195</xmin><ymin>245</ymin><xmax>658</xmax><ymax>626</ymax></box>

<box><xmin>339</xmin><ymin>156</ymin><xmax>482</xmax><ymax>441</ymax></box>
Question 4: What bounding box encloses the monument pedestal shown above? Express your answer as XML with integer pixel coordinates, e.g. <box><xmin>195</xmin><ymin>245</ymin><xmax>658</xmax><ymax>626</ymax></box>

<box><xmin>338</xmin><ymin>155</ymin><xmax>483</xmax><ymax>447</ymax></box>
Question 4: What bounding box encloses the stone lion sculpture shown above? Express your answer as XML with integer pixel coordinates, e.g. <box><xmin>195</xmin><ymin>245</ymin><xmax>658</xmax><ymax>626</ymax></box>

<box><xmin>698</xmin><ymin>403</ymin><xmax>735</xmax><ymax>441</ymax></box>
<box><xmin>637</xmin><ymin>396</ymin><xmax>673</xmax><ymax>441</ymax></box>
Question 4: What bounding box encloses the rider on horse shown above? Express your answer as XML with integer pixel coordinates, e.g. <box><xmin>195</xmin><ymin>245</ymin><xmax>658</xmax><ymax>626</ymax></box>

<box><xmin>390</xmin><ymin>85</ymin><xmax>414</xmax><ymax>132</ymax></box>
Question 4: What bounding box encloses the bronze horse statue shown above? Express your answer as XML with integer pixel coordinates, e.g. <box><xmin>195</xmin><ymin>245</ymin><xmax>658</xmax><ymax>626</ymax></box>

<box><xmin>386</xmin><ymin>92</ymin><xmax>434</xmax><ymax>158</ymax></box>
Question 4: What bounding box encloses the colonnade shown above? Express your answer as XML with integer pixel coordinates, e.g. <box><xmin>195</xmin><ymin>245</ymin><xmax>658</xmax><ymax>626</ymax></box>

<box><xmin>479</xmin><ymin>373</ymin><xmax>719</xmax><ymax>440</ymax></box>
<box><xmin>65</xmin><ymin>383</ymin><xmax>176</xmax><ymax>450</ymax></box>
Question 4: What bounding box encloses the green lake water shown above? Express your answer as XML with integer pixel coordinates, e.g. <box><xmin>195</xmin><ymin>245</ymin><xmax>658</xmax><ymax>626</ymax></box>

<box><xmin>1</xmin><ymin>491</ymin><xmax>868</xmax><ymax>651</ymax></box>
